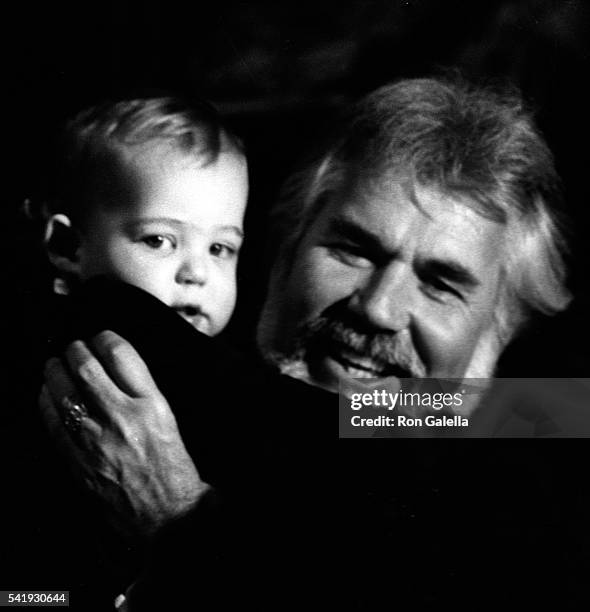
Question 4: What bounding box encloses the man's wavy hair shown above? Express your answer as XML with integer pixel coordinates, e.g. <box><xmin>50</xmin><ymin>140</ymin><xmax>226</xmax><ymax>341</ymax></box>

<box><xmin>49</xmin><ymin>95</ymin><xmax>243</xmax><ymax>227</ymax></box>
<box><xmin>269</xmin><ymin>76</ymin><xmax>571</xmax><ymax>341</ymax></box>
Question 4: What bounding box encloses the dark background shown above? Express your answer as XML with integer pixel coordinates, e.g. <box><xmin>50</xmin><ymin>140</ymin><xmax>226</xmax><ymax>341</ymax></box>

<box><xmin>4</xmin><ymin>0</ymin><xmax>589</xmax><ymax>374</ymax></box>
<box><xmin>2</xmin><ymin>3</ymin><xmax>590</xmax><ymax>606</ymax></box>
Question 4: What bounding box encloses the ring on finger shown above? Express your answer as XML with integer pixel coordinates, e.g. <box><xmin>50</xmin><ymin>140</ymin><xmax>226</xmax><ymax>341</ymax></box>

<box><xmin>61</xmin><ymin>395</ymin><xmax>88</xmax><ymax>435</ymax></box>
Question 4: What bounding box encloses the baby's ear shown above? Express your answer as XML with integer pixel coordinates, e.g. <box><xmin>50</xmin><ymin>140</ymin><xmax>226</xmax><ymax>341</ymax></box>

<box><xmin>44</xmin><ymin>213</ymin><xmax>82</xmax><ymax>277</ymax></box>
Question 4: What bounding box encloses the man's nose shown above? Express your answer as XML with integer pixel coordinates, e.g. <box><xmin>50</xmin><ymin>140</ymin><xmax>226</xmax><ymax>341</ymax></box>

<box><xmin>175</xmin><ymin>251</ymin><xmax>208</xmax><ymax>286</ymax></box>
<box><xmin>349</xmin><ymin>263</ymin><xmax>414</xmax><ymax>332</ymax></box>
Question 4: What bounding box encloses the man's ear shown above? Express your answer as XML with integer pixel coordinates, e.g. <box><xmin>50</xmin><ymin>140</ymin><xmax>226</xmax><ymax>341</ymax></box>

<box><xmin>44</xmin><ymin>213</ymin><xmax>82</xmax><ymax>277</ymax></box>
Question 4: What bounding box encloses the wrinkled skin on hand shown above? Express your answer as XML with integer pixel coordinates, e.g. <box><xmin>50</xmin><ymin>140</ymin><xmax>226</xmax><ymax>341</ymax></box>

<box><xmin>40</xmin><ymin>330</ymin><xmax>209</xmax><ymax>540</ymax></box>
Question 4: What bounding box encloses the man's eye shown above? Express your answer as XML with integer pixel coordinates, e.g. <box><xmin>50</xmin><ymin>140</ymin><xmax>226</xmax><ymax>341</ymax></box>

<box><xmin>424</xmin><ymin>277</ymin><xmax>463</xmax><ymax>301</ymax></box>
<box><xmin>328</xmin><ymin>245</ymin><xmax>372</xmax><ymax>268</ymax></box>
<box><xmin>141</xmin><ymin>235</ymin><xmax>176</xmax><ymax>251</ymax></box>
<box><xmin>210</xmin><ymin>243</ymin><xmax>237</xmax><ymax>259</ymax></box>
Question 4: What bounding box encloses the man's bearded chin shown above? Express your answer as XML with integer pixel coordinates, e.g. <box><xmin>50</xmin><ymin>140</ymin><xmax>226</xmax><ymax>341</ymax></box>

<box><xmin>261</xmin><ymin>303</ymin><xmax>428</xmax><ymax>391</ymax></box>
<box><xmin>261</xmin><ymin>304</ymin><xmax>504</xmax><ymax>391</ymax></box>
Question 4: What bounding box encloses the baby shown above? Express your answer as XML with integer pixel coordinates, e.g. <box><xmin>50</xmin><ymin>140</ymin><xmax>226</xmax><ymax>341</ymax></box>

<box><xmin>44</xmin><ymin>96</ymin><xmax>248</xmax><ymax>336</ymax></box>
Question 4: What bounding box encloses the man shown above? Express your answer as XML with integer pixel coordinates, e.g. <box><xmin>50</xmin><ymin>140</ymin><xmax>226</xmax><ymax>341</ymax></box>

<box><xmin>257</xmin><ymin>77</ymin><xmax>570</xmax><ymax>393</ymax></box>
<box><xmin>39</xmin><ymin>76</ymin><xmax>575</xmax><ymax>608</ymax></box>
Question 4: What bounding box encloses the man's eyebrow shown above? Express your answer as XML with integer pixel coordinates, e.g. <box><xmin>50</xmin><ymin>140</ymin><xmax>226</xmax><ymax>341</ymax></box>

<box><xmin>326</xmin><ymin>217</ymin><xmax>387</xmax><ymax>252</ymax></box>
<box><xmin>329</xmin><ymin>217</ymin><xmax>481</xmax><ymax>288</ymax></box>
<box><xmin>327</xmin><ymin>217</ymin><xmax>481</xmax><ymax>288</ymax></box>
<box><xmin>424</xmin><ymin>259</ymin><xmax>481</xmax><ymax>290</ymax></box>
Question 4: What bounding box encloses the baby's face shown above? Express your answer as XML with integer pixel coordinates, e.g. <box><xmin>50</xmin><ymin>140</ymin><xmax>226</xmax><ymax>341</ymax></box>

<box><xmin>77</xmin><ymin>145</ymin><xmax>248</xmax><ymax>335</ymax></box>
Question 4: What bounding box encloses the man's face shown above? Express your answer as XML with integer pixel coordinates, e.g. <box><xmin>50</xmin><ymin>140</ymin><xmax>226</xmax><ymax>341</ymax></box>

<box><xmin>259</xmin><ymin>174</ymin><xmax>507</xmax><ymax>392</ymax></box>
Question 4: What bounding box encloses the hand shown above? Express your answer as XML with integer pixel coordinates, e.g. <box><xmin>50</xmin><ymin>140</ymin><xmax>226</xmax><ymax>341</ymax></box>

<box><xmin>39</xmin><ymin>330</ymin><xmax>209</xmax><ymax>540</ymax></box>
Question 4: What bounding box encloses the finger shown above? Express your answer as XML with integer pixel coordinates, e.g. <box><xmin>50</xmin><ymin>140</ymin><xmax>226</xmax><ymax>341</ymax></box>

<box><xmin>44</xmin><ymin>355</ymin><xmax>105</xmax><ymax>429</ymax></box>
<box><xmin>41</xmin><ymin>366</ymin><xmax>104</xmax><ymax>441</ymax></box>
<box><xmin>44</xmin><ymin>356</ymin><xmax>82</xmax><ymax>410</ymax></box>
<box><xmin>40</xmin><ymin>384</ymin><xmax>108</xmax><ymax>492</ymax></box>
<box><xmin>62</xmin><ymin>340</ymin><xmax>127</xmax><ymax>421</ymax></box>
<box><xmin>39</xmin><ymin>384</ymin><xmax>89</xmax><ymax>472</ymax></box>
<box><xmin>89</xmin><ymin>330</ymin><xmax>162</xmax><ymax>399</ymax></box>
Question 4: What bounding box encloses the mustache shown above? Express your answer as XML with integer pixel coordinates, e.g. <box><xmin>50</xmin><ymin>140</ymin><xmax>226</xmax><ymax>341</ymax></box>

<box><xmin>293</xmin><ymin>310</ymin><xmax>426</xmax><ymax>377</ymax></box>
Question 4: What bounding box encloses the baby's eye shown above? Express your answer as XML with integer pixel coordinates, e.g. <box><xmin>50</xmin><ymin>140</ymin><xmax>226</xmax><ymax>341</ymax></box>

<box><xmin>210</xmin><ymin>243</ymin><xmax>237</xmax><ymax>260</ymax></box>
<box><xmin>141</xmin><ymin>235</ymin><xmax>176</xmax><ymax>252</ymax></box>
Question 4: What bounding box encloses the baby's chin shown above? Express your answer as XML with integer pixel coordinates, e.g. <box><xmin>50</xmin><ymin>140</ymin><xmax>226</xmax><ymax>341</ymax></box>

<box><xmin>173</xmin><ymin>309</ymin><xmax>214</xmax><ymax>336</ymax></box>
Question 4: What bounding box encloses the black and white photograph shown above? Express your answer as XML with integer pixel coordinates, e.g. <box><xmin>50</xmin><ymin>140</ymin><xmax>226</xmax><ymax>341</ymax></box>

<box><xmin>1</xmin><ymin>1</ymin><xmax>589</xmax><ymax>609</ymax></box>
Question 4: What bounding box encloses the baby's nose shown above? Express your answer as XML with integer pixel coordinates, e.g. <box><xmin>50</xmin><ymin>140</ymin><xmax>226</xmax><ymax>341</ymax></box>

<box><xmin>175</xmin><ymin>255</ymin><xmax>208</xmax><ymax>285</ymax></box>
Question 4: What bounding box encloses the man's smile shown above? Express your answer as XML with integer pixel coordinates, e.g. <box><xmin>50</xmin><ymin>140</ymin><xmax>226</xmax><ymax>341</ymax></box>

<box><xmin>319</xmin><ymin>340</ymin><xmax>412</xmax><ymax>380</ymax></box>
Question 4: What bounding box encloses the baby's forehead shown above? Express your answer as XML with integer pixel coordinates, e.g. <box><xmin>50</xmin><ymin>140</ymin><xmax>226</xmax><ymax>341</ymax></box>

<box><xmin>118</xmin><ymin>139</ymin><xmax>244</xmax><ymax>181</ymax></box>
<box><xmin>122</xmin><ymin>138</ymin><xmax>222</xmax><ymax>167</ymax></box>
<box><xmin>88</xmin><ymin>140</ymin><xmax>247</xmax><ymax>225</ymax></box>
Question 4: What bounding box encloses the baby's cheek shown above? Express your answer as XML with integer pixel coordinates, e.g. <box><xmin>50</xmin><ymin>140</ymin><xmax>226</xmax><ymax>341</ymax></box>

<box><xmin>209</xmin><ymin>275</ymin><xmax>238</xmax><ymax>333</ymax></box>
<box><xmin>112</xmin><ymin>259</ymin><xmax>172</xmax><ymax>305</ymax></box>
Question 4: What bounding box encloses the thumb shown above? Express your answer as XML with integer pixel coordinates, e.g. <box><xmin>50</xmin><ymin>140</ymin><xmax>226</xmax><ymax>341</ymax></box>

<box><xmin>89</xmin><ymin>330</ymin><xmax>163</xmax><ymax>399</ymax></box>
